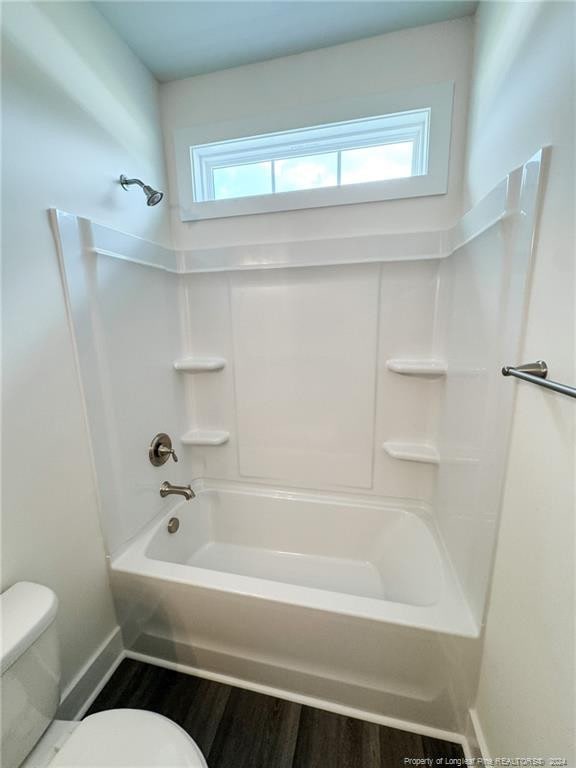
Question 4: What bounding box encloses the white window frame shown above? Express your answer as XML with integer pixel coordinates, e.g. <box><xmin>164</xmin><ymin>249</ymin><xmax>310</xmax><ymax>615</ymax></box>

<box><xmin>174</xmin><ymin>82</ymin><xmax>454</xmax><ymax>221</ymax></box>
<box><xmin>192</xmin><ymin>109</ymin><xmax>429</xmax><ymax>203</ymax></box>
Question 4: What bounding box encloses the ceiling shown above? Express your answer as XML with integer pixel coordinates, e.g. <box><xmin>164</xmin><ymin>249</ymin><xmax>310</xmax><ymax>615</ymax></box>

<box><xmin>95</xmin><ymin>1</ymin><xmax>477</xmax><ymax>82</ymax></box>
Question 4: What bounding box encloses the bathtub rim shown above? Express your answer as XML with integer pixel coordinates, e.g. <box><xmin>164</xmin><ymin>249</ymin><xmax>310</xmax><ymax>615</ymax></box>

<box><xmin>110</xmin><ymin>480</ymin><xmax>479</xmax><ymax>638</ymax></box>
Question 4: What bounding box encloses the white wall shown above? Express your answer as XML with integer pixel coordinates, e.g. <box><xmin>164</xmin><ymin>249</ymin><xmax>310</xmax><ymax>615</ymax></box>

<box><xmin>160</xmin><ymin>18</ymin><xmax>473</xmax><ymax>249</ymax></box>
<box><xmin>1</xmin><ymin>1</ymin><xmax>169</xmax><ymax>689</ymax></box>
<box><xmin>464</xmin><ymin>2</ymin><xmax>575</xmax><ymax>760</ymax></box>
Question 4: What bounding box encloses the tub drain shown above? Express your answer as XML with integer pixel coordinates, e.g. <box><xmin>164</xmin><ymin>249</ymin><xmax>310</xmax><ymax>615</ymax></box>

<box><xmin>167</xmin><ymin>517</ymin><xmax>180</xmax><ymax>534</ymax></box>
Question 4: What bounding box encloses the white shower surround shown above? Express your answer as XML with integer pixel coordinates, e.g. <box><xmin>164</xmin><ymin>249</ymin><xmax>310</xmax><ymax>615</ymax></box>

<box><xmin>52</xmin><ymin>149</ymin><xmax>545</xmax><ymax>734</ymax></box>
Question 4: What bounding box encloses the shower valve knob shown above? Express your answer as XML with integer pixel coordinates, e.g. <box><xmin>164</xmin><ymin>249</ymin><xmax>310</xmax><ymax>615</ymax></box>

<box><xmin>149</xmin><ymin>433</ymin><xmax>178</xmax><ymax>466</ymax></box>
<box><xmin>158</xmin><ymin>445</ymin><xmax>178</xmax><ymax>462</ymax></box>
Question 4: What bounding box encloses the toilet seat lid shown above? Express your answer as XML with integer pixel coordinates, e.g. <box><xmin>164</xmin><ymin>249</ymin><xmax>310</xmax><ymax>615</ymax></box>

<box><xmin>49</xmin><ymin>709</ymin><xmax>208</xmax><ymax>767</ymax></box>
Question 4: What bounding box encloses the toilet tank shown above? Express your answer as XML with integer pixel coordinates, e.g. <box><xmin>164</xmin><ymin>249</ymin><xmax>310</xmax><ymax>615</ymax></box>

<box><xmin>1</xmin><ymin>583</ymin><xmax>60</xmax><ymax>768</ymax></box>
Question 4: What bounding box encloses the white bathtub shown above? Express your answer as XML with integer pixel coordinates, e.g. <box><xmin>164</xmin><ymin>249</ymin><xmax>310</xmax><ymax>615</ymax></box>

<box><xmin>113</xmin><ymin>484</ymin><xmax>474</xmax><ymax>636</ymax></box>
<box><xmin>111</xmin><ymin>484</ymin><xmax>478</xmax><ymax>732</ymax></box>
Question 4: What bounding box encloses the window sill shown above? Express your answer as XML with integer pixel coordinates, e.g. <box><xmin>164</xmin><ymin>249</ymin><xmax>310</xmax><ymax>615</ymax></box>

<box><xmin>180</xmin><ymin>173</ymin><xmax>447</xmax><ymax>221</ymax></box>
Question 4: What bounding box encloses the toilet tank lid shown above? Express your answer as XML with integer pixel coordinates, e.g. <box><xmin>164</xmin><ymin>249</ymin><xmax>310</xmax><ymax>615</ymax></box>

<box><xmin>1</xmin><ymin>582</ymin><xmax>58</xmax><ymax>674</ymax></box>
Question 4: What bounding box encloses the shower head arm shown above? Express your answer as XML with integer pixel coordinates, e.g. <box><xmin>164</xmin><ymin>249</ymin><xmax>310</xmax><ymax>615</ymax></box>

<box><xmin>119</xmin><ymin>175</ymin><xmax>145</xmax><ymax>190</ymax></box>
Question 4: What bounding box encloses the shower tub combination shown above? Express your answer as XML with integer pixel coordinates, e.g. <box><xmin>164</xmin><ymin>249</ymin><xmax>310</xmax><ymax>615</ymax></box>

<box><xmin>54</xmin><ymin>151</ymin><xmax>544</xmax><ymax>736</ymax></box>
<box><xmin>111</xmin><ymin>483</ymin><xmax>478</xmax><ymax>732</ymax></box>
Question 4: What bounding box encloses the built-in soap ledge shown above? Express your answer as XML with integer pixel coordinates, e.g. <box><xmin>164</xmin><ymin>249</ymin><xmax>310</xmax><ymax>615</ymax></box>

<box><xmin>181</xmin><ymin>430</ymin><xmax>230</xmax><ymax>446</ymax></box>
<box><xmin>173</xmin><ymin>357</ymin><xmax>226</xmax><ymax>372</ymax></box>
<box><xmin>386</xmin><ymin>359</ymin><xmax>447</xmax><ymax>376</ymax></box>
<box><xmin>382</xmin><ymin>441</ymin><xmax>439</xmax><ymax>464</ymax></box>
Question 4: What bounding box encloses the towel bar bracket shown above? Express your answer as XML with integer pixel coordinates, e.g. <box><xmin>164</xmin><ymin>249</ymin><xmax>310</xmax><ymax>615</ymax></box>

<box><xmin>502</xmin><ymin>360</ymin><xmax>576</xmax><ymax>399</ymax></box>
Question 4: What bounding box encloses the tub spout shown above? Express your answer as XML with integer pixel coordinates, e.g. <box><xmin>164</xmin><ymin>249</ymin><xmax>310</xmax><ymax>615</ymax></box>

<box><xmin>160</xmin><ymin>481</ymin><xmax>195</xmax><ymax>501</ymax></box>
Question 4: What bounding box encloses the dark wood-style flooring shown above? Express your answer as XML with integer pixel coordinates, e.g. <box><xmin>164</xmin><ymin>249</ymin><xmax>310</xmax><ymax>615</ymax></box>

<box><xmin>87</xmin><ymin>659</ymin><xmax>465</xmax><ymax>767</ymax></box>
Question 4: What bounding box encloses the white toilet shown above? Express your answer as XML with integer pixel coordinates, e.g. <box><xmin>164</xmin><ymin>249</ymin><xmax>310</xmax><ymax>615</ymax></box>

<box><xmin>1</xmin><ymin>582</ymin><xmax>208</xmax><ymax>768</ymax></box>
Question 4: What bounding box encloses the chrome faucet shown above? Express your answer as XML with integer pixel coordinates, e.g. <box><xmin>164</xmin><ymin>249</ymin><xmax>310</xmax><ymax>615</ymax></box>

<box><xmin>160</xmin><ymin>481</ymin><xmax>195</xmax><ymax>501</ymax></box>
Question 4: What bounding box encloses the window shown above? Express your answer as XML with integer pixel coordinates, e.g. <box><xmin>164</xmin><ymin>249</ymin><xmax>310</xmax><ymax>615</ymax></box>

<box><xmin>191</xmin><ymin>109</ymin><xmax>430</xmax><ymax>203</ymax></box>
<box><xmin>175</xmin><ymin>82</ymin><xmax>454</xmax><ymax>220</ymax></box>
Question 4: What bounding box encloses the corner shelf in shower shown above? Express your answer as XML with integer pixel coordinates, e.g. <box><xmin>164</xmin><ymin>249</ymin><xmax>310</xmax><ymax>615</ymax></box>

<box><xmin>180</xmin><ymin>430</ymin><xmax>230</xmax><ymax>446</ymax></box>
<box><xmin>386</xmin><ymin>359</ymin><xmax>447</xmax><ymax>376</ymax></box>
<box><xmin>173</xmin><ymin>357</ymin><xmax>226</xmax><ymax>372</ymax></box>
<box><xmin>382</xmin><ymin>441</ymin><xmax>439</xmax><ymax>464</ymax></box>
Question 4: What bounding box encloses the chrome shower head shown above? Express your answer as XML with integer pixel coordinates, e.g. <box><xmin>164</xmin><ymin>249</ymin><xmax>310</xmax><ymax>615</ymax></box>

<box><xmin>120</xmin><ymin>175</ymin><xmax>164</xmax><ymax>206</ymax></box>
<box><xmin>143</xmin><ymin>186</ymin><xmax>164</xmax><ymax>206</ymax></box>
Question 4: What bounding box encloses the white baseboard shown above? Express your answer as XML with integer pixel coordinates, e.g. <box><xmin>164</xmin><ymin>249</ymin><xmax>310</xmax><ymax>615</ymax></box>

<box><xmin>57</xmin><ymin>626</ymin><xmax>125</xmax><ymax>721</ymax></box>
<box><xmin>466</xmin><ymin>708</ymin><xmax>490</xmax><ymax>761</ymax></box>
<box><xmin>53</xmin><ymin>630</ymin><xmax>476</xmax><ymax>756</ymax></box>
<box><xmin>126</xmin><ymin>649</ymin><xmax>470</xmax><ymax>752</ymax></box>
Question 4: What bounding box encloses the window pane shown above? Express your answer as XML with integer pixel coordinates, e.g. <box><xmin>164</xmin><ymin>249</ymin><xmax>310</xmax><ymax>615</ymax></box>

<box><xmin>213</xmin><ymin>161</ymin><xmax>272</xmax><ymax>200</ymax></box>
<box><xmin>274</xmin><ymin>153</ymin><xmax>337</xmax><ymax>193</ymax></box>
<box><xmin>340</xmin><ymin>141</ymin><xmax>414</xmax><ymax>185</ymax></box>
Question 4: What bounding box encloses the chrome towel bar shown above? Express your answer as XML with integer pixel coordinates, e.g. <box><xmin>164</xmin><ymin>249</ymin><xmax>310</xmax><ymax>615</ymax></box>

<box><xmin>502</xmin><ymin>360</ymin><xmax>576</xmax><ymax>399</ymax></box>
